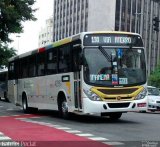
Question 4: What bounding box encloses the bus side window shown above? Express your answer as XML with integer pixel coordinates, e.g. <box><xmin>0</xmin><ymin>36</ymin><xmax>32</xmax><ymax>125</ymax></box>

<box><xmin>46</xmin><ymin>49</ymin><xmax>57</xmax><ymax>75</ymax></box>
<box><xmin>8</xmin><ymin>62</ymin><xmax>14</xmax><ymax>80</ymax></box>
<box><xmin>21</xmin><ymin>58</ymin><xmax>28</xmax><ymax>78</ymax></box>
<box><xmin>28</xmin><ymin>55</ymin><xmax>36</xmax><ymax>77</ymax></box>
<box><xmin>37</xmin><ymin>52</ymin><xmax>45</xmax><ymax>76</ymax></box>
<box><xmin>58</xmin><ymin>45</ymin><xmax>71</xmax><ymax>73</ymax></box>
<box><xmin>72</xmin><ymin>46</ymin><xmax>82</xmax><ymax>72</ymax></box>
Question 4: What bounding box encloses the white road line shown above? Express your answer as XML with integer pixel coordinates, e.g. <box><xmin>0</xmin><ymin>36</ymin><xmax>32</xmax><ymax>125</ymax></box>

<box><xmin>65</xmin><ymin>130</ymin><xmax>82</xmax><ymax>133</ymax></box>
<box><xmin>56</xmin><ymin>127</ymin><xmax>71</xmax><ymax>130</ymax></box>
<box><xmin>103</xmin><ymin>142</ymin><xmax>124</xmax><ymax>145</ymax></box>
<box><xmin>29</xmin><ymin>117</ymin><xmax>41</xmax><ymax>119</ymax></box>
<box><xmin>76</xmin><ymin>134</ymin><xmax>94</xmax><ymax>137</ymax></box>
<box><xmin>88</xmin><ymin>137</ymin><xmax>109</xmax><ymax>141</ymax></box>
<box><xmin>46</xmin><ymin>125</ymin><xmax>61</xmax><ymax>127</ymax></box>
<box><xmin>0</xmin><ymin>106</ymin><xmax>3</xmax><ymax>108</ymax></box>
<box><xmin>6</xmin><ymin>109</ymin><xmax>14</xmax><ymax>111</ymax></box>
<box><xmin>0</xmin><ymin>132</ymin><xmax>4</xmax><ymax>135</ymax></box>
<box><xmin>0</xmin><ymin>137</ymin><xmax>11</xmax><ymax>140</ymax></box>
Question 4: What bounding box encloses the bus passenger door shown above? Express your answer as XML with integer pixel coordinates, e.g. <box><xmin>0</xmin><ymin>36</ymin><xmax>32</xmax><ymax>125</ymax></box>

<box><xmin>8</xmin><ymin>62</ymin><xmax>18</xmax><ymax>105</ymax></box>
<box><xmin>73</xmin><ymin>44</ymin><xmax>82</xmax><ymax>111</ymax></box>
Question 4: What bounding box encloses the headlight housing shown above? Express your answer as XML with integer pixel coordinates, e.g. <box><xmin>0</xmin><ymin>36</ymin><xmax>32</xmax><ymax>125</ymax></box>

<box><xmin>135</xmin><ymin>88</ymin><xmax>147</xmax><ymax>100</ymax></box>
<box><xmin>83</xmin><ymin>89</ymin><xmax>102</xmax><ymax>101</ymax></box>
<box><xmin>149</xmin><ymin>99</ymin><xmax>156</xmax><ymax>103</ymax></box>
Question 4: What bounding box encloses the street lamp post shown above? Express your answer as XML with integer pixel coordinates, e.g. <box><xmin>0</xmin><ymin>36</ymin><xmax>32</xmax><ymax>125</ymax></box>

<box><xmin>16</xmin><ymin>35</ymin><xmax>20</xmax><ymax>53</ymax></box>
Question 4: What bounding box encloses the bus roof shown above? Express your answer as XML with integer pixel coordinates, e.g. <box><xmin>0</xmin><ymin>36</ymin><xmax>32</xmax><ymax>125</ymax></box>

<box><xmin>9</xmin><ymin>31</ymin><xmax>141</xmax><ymax>62</ymax></box>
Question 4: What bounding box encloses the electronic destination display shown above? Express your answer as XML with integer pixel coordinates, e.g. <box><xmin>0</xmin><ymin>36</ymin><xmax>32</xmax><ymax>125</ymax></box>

<box><xmin>83</xmin><ymin>34</ymin><xmax>143</xmax><ymax>47</ymax></box>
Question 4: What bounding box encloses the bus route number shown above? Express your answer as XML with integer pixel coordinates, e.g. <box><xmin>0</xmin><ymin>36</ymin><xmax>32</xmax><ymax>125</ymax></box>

<box><xmin>91</xmin><ymin>36</ymin><xmax>100</xmax><ymax>43</ymax></box>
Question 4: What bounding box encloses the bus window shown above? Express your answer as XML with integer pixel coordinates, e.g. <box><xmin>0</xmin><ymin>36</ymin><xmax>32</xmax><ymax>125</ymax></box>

<box><xmin>58</xmin><ymin>45</ymin><xmax>71</xmax><ymax>73</ymax></box>
<box><xmin>28</xmin><ymin>55</ymin><xmax>36</xmax><ymax>77</ymax></box>
<box><xmin>21</xmin><ymin>58</ymin><xmax>28</xmax><ymax>78</ymax></box>
<box><xmin>8</xmin><ymin>62</ymin><xmax>15</xmax><ymax>80</ymax></box>
<box><xmin>37</xmin><ymin>52</ymin><xmax>45</xmax><ymax>76</ymax></box>
<box><xmin>46</xmin><ymin>49</ymin><xmax>57</xmax><ymax>75</ymax></box>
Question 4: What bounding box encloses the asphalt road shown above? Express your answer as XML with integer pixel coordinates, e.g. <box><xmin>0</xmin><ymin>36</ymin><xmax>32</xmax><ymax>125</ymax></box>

<box><xmin>0</xmin><ymin>99</ymin><xmax>160</xmax><ymax>147</ymax></box>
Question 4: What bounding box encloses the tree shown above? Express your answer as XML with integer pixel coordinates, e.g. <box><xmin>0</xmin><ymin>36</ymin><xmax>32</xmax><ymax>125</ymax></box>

<box><xmin>148</xmin><ymin>62</ymin><xmax>160</xmax><ymax>88</ymax></box>
<box><xmin>0</xmin><ymin>43</ymin><xmax>17</xmax><ymax>68</ymax></box>
<box><xmin>0</xmin><ymin>0</ymin><xmax>37</xmax><ymax>67</ymax></box>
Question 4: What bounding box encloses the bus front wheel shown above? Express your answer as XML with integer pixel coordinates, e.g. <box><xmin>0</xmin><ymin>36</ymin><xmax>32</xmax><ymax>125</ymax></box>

<box><xmin>58</xmin><ymin>98</ymin><xmax>70</xmax><ymax>119</ymax></box>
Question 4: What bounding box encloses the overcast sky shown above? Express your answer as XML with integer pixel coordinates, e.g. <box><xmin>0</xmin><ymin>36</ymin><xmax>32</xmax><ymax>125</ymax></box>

<box><xmin>10</xmin><ymin>0</ymin><xmax>53</xmax><ymax>55</ymax></box>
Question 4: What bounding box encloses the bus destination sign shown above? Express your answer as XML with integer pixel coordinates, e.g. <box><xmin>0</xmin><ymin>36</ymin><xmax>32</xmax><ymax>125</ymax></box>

<box><xmin>84</xmin><ymin>34</ymin><xmax>143</xmax><ymax>47</ymax></box>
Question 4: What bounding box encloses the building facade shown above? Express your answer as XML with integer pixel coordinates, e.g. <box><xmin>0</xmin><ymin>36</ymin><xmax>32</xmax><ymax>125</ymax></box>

<box><xmin>38</xmin><ymin>17</ymin><xmax>53</xmax><ymax>47</ymax></box>
<box><xmin>53</xmin><ymin>0</ymin><xmax>160</xmax><ymax>76</ymax></box>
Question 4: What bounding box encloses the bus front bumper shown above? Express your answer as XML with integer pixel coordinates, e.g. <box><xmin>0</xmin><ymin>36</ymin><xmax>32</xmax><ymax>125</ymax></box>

<box><xmin>83</xmin><ymin>98</ymin><xmax>147</xmax><ymax>114</ymax></box>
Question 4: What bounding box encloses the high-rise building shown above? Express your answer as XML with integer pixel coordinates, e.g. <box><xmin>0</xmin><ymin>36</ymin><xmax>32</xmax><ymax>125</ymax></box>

<box><xmin>53</xmin><ymin>0</ymin><xmax>160</xmax><ymax>76</ymax></box>
<box><xmin>38</xmin><ymin>17</ymin><xmax>53</xmax><ymax>47</ymax></box>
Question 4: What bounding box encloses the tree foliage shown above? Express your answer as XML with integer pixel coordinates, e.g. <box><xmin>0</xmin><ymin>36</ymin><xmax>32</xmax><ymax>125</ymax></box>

<box><xmin>0</xmin><ymin>0</ymin><xmax>37</xmax><ymax>42</ymax></box>
<box><xmin>148</xmin><ymin>62</ymin><xmax>160</xmax><ymax>88</ymax></box>
<box><xmin>0</xmin><ymin>43</ymin><xmax>17</xmax><ymax>68</ymax></box>
<box><xmin>0</xmin><ymin>0</ymin><xmax>37</xmax><ymax>67</ymax></box>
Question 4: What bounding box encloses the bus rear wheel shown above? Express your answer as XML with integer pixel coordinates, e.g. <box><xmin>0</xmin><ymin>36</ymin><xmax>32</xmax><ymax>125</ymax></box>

<box><xmin>58</xmin><ymin>98</ymin><xmax>70</xmax><ymax>119</ymax></box>
<box><xmin>22</xmin><ymin>94</ymin><xmax>31</xmax><ymax>113</ymax></box>
<box><xmin>109</xmin><ymin>112</ymin><xmax>122</xmax><ymax>120</ymax></box>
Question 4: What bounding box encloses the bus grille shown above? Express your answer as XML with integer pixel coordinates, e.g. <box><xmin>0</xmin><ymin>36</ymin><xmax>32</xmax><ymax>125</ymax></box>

<box><xmin>98</xmin><ymin>88</ymin><xmax>138</xmax><ymax>95</ymax></box>
<box><xmin>104</xmin><ymin>97</ymin><xmax>133</xmax><ymax>100</ymax></box>
<box><xmin>108</xmin><ymin>103</ymin><xmax>130</xmax><ymax>108</ymax></box>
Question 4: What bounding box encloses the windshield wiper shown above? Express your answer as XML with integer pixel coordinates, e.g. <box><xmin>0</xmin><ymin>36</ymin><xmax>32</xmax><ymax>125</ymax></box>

<box><xmin>98</xmin><ymin>46</ymin><xmax>111</xmax><ymax>62</ymax></box>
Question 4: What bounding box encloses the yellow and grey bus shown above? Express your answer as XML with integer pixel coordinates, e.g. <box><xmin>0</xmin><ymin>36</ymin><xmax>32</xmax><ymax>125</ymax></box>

<box><xmin>8</xmin><ymin>31</ymin><xmax>147</xmax><ymax>119</ymax></box>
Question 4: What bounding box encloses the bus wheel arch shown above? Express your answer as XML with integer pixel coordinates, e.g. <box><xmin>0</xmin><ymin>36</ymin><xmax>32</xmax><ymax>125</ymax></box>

<box><xmin>57</xmin><ymin>91</ymin><xmax>69</xmax><ymax>119</ymax></box>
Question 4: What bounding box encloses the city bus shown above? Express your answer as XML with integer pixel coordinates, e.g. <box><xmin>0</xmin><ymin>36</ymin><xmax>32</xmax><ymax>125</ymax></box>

<box><xmin>8</xmin><ymin>31</ymin><xmax>147</xmax><ymax>119</ymax></box>
<box><xmin>0</xmin><ymin>71</ymin><xmax>8</xmax><ymax>101</ymax></box>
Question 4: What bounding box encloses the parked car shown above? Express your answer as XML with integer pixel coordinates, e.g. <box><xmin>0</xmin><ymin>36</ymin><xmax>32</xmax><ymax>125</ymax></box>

<box><xmin>147</xmin><ymin>86</ymin><xmax>160</xmax><ymax>112</ymax></box>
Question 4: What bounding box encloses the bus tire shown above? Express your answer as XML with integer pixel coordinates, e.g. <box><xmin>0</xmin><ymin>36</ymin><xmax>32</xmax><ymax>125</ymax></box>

<box><xmin>4</xmin><ymin>92</ymin><xmax>9</xmax><ymax>102</ymax></box>
<box><xmin>58</xmin><ymin>97</ymin><xmax>69</xmax><ymax>119</ymax></box>
<box><xmin>109</xmin><ymin>112</ymin><xmax>122</xmax><ymax>120</ymax></box>
<box><xmin>22</xmin><ymin>94</ymin><xmax>31</xmax><ymax>113</ymax></box>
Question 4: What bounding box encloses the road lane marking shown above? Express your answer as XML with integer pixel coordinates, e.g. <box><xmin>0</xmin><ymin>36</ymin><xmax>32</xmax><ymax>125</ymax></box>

<box><xmin>76</xmin><ymin>134</ymin><xmax>94</xmax><ymax>137</ymax></box>
<box><xmin>65</xmin><ymin>130</ymin><xmax>82</xmax><ymax>133</ymax></box>
<box><xmin>88</xmin><ymin>137</ymin><xmax>109</xmax><ymax>141</ymax></box>
<box><xmin>0</xmin><ymin>132</ymin><xmax>4</xmax><ymax>135</ymax></box>
<box><xmin>6</xmin><ymin>109</ymin><xmax>14</xmax><ymax>111</ymax></box>
<box><xmin>55</xmin><ymin>127</ymin><xmax>71</xmax><ymax>130</ymax></box>
<box><xmin>103</xmin><ymin>142</ymin><xmax>124</xmax><ymax>145</ymax></box>
<box><xmin>0</xmin><ymin>137</ymin><xmax>11</xmax><ymax>140</ymax></box>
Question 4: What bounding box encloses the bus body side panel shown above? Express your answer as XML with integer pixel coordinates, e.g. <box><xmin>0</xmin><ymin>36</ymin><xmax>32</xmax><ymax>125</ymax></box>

<box><xmin>17</xmin><ymin>73</ymin><xmax>77</xmax><ymax>112</ymax></box>
<box><xmin>8</xmin><ymin>80</ymin><xmax>18</xmax><ymax>104</ymax></box>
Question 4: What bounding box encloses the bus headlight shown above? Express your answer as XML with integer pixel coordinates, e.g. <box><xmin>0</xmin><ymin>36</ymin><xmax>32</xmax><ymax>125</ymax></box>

<box><xmin>83</xmin><ymin>89</ymin><xmax>102</xmax><ymax>101</ymax></box>
<box><xmin>135</xmin><ymin>88</ymin><xmax>147</xmax><ymax>100</ymax></box>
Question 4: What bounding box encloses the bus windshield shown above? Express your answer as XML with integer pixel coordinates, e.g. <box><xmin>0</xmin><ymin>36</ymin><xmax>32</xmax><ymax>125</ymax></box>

<box><xmin>83</xmin><ymin>47</ymin><xmax>146</xmax><ymax>87</ymax></box>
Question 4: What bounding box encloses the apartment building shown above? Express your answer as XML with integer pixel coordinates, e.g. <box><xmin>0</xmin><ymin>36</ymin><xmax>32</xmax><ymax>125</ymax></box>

<box><xmin>38</xmin><ymin>17</ymin><xmax>53</xmax><ymax>47</ymax></box>
<box><xmin>53</xmin><ymin>0</ymin><xmax>160</xmax><ymax>75</ymax></box>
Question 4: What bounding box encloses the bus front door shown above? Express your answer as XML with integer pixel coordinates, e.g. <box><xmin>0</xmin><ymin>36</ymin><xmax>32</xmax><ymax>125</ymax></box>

<box><xmin>8</xmin><ymin>79</ymin><xmax>18</xmax><ymax>105</ymax></box>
